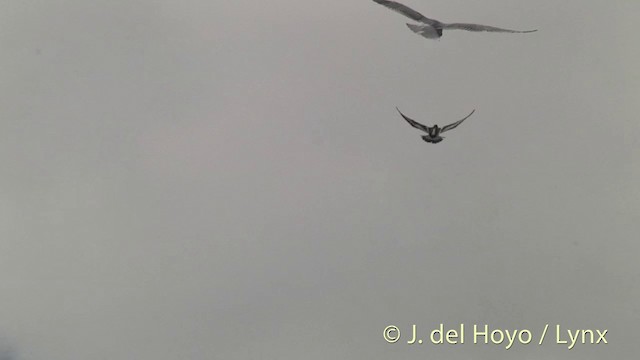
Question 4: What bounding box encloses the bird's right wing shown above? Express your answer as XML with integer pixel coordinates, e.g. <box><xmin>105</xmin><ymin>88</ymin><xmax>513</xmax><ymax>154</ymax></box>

<box><xmin>396</xmin><ymin>107</ymin><xmax>430</xmax><ymax>133</ymax></box>
<box><xmin>441</xmin><ymin>109</ymin><xmax>475</xmax><ymax>133</ymax></box>
<box><xmin>372</xmin><ymin>0</ymin><xmax>441</xmax><ymax>26</ymax></box>
<box><xmin>443</xmin><ymin>23</ymin><xmax>537</xmax><ymax>33</ymax></box>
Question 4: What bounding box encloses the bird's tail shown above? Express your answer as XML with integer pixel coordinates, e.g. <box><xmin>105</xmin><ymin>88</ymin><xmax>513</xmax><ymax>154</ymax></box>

<box><xmin>422</xmin><ymin>136</ymin><xmax>443</xmax><ymax>144</ymax></box>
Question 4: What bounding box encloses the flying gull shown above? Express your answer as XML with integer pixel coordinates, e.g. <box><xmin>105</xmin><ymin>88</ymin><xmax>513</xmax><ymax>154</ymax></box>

<box><xmin>372</xmin><ymin>0</ymin><xmax>537</xmax><ymax>39</ymax></box>
<box><xmin>396</xmin><ymin>107</ymin><xmax>475</xmax><ymax>143</ymax></box>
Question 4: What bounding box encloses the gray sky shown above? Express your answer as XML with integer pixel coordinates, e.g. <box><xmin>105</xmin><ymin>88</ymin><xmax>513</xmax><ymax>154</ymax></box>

<box><xmin>1</xmin><ymin>0</ymin><xmax>639</xmax><ymax>359</ymax></box>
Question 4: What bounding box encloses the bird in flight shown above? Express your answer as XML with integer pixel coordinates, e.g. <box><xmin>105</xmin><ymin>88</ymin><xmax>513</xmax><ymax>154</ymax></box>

<box><xmin>396</xmin><ymin>107</ymin><xmax>475</xmax><ymax>143</ymax></box>
<box><xmin>372</xmin><ymin>0</ymin><xmax>537</xmax><ymax>39</ymax></box>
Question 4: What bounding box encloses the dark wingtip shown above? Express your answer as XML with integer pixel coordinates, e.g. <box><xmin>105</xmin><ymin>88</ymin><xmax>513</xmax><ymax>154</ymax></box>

<box><xmin>463</xmin><ymin>109</ymin><xmax>476</xmax><ymax>120</ymax></box>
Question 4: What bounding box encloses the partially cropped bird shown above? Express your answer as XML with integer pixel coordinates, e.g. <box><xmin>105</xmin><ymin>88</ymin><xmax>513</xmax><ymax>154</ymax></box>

<box><xmin>372</xmin><ymin>0</ymin><xmax>537</xmax><ymax>39</ymax></box>
<box><xmin>396</xmin><ymin>107</ymin><xmax>475</xmax><ymax>143</ymax></box>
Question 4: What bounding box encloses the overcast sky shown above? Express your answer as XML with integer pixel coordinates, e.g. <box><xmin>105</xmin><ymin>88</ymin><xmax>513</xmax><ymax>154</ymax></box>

<box><xmin>1</xmin><ymin>0</ymin><xmax>639</xmax><ymax>359</ymax></box>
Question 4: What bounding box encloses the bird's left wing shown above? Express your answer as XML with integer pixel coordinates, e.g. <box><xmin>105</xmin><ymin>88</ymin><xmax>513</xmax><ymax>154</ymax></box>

<box><xmin>396</xmin><ymin>107</ymin><xmax>429</xmax><ymax>133</ymax></box>
<box><xmin>441</xmin><ymin>109</ymin><xmax>475</xmax><ymax>133</ymax></box>
<box><xmin>372</xmin><ymin>0</ymin><xmax>441</xmax><ymax>26</ymax></box>
<box><xmin>443</xmin><ymin>23</ymin><xmax>537</xmax><ymax>33</ymax></box>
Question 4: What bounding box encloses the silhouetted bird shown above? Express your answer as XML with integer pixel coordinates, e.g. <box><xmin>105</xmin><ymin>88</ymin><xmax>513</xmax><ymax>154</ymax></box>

<box><xmin>372</xmin><ymin>0</ymin><xmax>537</xmax><ymax>39</ymax></box>
<box><xmin>396</xmin><ymin>107</ymin><xmax>475</xmax><ymax>143</ymax></box>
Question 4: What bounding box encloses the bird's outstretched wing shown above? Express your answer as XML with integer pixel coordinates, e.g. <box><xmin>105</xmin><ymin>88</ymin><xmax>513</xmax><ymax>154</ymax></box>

<box><xmin>441</xmin><ymin>109</ymin><xmax>475</xmax><ymax>133</ymax></box>
<box><xmin>396</xmin><ymin>107</ymin><xmax>430</xmax><ymax>133</ymax></box>
<box><xmin>443</xmin><ymin>23</ymin><xmax>537</xmax><ymax>33</ymax></box>
<box><xmin>372</xmin><ymin>0</ymin><xmax>441</xmax><ymax>26</ymax></box>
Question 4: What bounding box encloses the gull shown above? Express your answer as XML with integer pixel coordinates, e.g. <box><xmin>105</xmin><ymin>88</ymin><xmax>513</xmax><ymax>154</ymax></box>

<box><xmin>396</xmin><ymin>107</ymin><xmax>475</xmax><ymax>143</ymax></box>
<box><xmin>372</xmin><ymin>0</ymin><xmax>537</xmax><ymax>39</ymax></box>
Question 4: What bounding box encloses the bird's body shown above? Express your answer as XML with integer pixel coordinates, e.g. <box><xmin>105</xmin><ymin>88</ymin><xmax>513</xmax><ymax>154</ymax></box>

<box><xmin>396</xmin><ymin>107</ymin><xmax>475</xmax><ymax>143</ymax></box>
<box><xmin>372</xmin><ymin>0</ymin><xmax>536</xmax><ymax>39</ymax></box>
<box><xmin>406</xmin><ymin>23</ymin><xmax>442</xmax><ymax>39</ymax></box>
